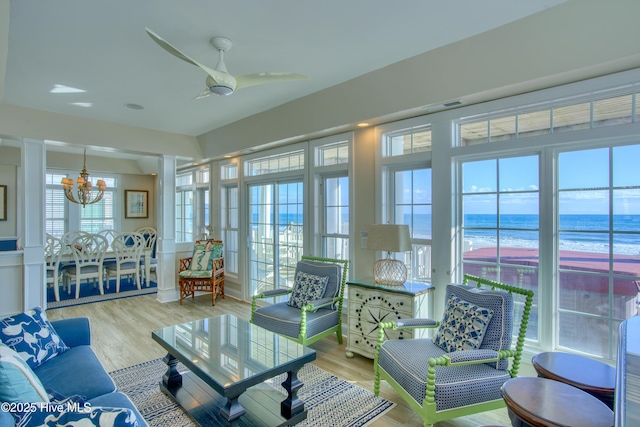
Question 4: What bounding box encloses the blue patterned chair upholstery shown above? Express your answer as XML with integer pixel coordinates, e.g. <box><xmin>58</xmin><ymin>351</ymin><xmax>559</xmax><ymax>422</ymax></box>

<box><xmin>251</xmin><ymin>256</ymin><xmax>348</xmax><ymax>346</ymax></box>
<box><xmin>374</xmin><ymin>274</ymin><xmax>534</xmax><ymax>427</ymax></box>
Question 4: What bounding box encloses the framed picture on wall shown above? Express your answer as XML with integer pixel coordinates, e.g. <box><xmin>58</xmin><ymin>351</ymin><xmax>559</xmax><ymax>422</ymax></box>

<box><xmin>0</xmin><ymin>185</ymin><xmax>6</xmax><ymax>221</ymax></box>
<box><xmin>125</xmin><ymin>190</ymin><xmax>148</xmax><ymax>219</ymax></box>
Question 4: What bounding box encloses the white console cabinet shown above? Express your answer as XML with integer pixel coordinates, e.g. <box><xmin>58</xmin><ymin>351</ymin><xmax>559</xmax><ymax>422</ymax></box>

<box><xmin>345</xmin><ymin>278</ymin><xmax>434</xmax><ymax>359</ymax></box>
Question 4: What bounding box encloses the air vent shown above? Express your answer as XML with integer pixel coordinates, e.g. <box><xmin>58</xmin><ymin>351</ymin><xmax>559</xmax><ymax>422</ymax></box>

<box><xmin>443</xmin><ymin>100</ymin><xmax>463</xmax><ymax>108</ymax></box>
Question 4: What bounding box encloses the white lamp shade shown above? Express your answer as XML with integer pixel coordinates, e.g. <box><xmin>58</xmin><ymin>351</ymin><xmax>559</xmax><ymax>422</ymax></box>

<box><xmin>366</xmin><ymin>224</ymin><xmax>412</xmax><ymax>252</ymax></box>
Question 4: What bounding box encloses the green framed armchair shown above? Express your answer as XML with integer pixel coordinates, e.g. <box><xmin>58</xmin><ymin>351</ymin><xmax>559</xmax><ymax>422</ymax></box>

<box><xmin>250</xmin><ymin>256</ymin><xmax>349</xmax><ymax>346</ymax></box>
<box><xmin>374</xmin><ymin>274</ymin><xmax>534</xmax><ymax>427</ymax></box>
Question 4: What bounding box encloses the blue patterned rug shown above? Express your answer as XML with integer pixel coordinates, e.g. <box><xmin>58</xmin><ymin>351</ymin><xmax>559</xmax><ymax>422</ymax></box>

<box><xmin>47</xmin><ymin>277</ymin><xmax>157</xmax><ymax>309</ymax></box>
<box><xmin>109</xmin><ymin>358</ymin><xmax>395</xmax><ymax>427</ymax></box>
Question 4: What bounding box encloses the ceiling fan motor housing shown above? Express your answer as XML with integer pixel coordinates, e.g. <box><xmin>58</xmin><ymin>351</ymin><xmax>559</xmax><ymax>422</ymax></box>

<box><xmin>209</xmin><ymin>85</ymin><xmax>234</xmax><ymax>96</ymax></box>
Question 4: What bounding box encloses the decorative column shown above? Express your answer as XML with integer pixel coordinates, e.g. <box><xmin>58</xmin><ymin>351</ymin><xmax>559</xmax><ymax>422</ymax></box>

<box><xmin>21</xmin><ymin>139</ymin><xmax>46</xmax><ymax>311</ymax></box>
<box><xmin>156</xmin><ymin>155</ymin><xmax>178</xmax><ymax>302</ymax></box>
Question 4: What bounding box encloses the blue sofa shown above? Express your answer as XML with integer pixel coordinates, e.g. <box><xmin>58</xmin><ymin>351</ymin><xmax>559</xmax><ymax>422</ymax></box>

<box><xmin>0</xmin><ymin>316</ymin><xmax>147</xmax><ymax>427</ymax></box>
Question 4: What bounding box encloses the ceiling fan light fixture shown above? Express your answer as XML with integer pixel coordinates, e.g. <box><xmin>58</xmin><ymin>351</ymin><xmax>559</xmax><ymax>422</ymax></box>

<box><xmin>209</xmin><ymin>85</ymin><xmax>234</xmax><ymax>96</ymax></box>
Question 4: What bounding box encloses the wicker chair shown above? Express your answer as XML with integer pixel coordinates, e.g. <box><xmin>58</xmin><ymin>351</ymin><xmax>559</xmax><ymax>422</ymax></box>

<box><xmin>178</xmin><ymin>239</ymin><xmax>224</xmax><ymax>305</ymax></box>
<box><xmin>374</xmin><ymin>274</ymin><xmax>534</xmax><ymax>427</ymax></box>
<box><xmin>250</xmin><ymin>256</ymin><xmax>348</xmax><ymax>346</ymax></box>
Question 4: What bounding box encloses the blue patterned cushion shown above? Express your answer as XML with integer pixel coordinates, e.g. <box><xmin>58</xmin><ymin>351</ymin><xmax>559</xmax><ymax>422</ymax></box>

<box><xmin>12</xmin><ymin>406</ymin><xmax>139</xmax><ymax>427</ymax></box>
<box><xmin>0</xmin><ymin>307</ymin><xmax>69</xmax><ymax>369</ymax></box>
<box><xmin>0</xmin><ymin>343</ymin><xmax>49</xmax><ymax>402</ymax></box>
<box><xmin>432</xmin><ymin>295</ymin><xmax>494</xmax><ymax>352</ymax></box>
<box><xmin>287</xmin><ymin>272</ymin><xmax>329</xmax><ymax>309</ymax></box>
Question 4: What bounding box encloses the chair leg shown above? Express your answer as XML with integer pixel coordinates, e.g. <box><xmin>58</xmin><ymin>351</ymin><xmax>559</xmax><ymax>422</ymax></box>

<box><xmin>135</xmin><ymin>270</ymin><xmax>141</xmax><ymax>290</ymax></box>
<box><xmin>53</xmin><ymin>276</ymin><xmax>60</xmax><ymax>302</ymax></box>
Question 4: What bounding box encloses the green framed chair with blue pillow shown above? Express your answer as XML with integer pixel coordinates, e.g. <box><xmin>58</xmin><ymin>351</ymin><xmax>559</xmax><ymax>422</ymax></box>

<box><xmin>250</xmin><ymin>256</ymin><xmax>349</xmax><ymax>346</ymax></box>
<box><xmin>373</xmin><ymin>274</ymin><xmax>534</xmax><ymax>427</ymax></box>
<box><xmin>178</xmin><ymin>239</ymin><xmax>224</xmax><ymax>306</ymax></box>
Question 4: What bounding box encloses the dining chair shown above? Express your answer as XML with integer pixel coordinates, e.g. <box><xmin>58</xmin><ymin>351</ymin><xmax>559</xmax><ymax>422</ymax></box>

<box><xmin>62</xmin><ymin>233</ymin><xmax>109</xmax><ymax>299</ymax></box>
<box><xmin>61</xmin><ymin>230</ymin><xmax>90</xmax><ymax>247</ymax></box>
<box><xmin>45</xmin><ymin>234</ymin><xmax>65</xmax><ymax>302</ymax></box>
<box><xmin>136</xmin><ymin>227</ymin><xmax>157</xmax><ymax>286</ymax></box>
<box><xmin>104</xmin><ymin>232</ymin><xmax>145</xmax><ymax>292</ymax></box>
<box><xmin>97</xmin><ymin>229</ymin><xmax>119</xmax><ymax>249</ymax></box>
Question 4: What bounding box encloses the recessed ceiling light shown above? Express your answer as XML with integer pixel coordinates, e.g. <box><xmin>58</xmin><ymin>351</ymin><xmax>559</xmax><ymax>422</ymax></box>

<box><xmin>71</xmin><ymin>102</ymin><xmax>92</xmax><ymax>108</ymax></box>
<box><xmin>125</xmin><ymin>103</ymin><xmax>144</xmax><ymax>110</ymax></box>
<box><xmin>51</xmin><ymin>84</ymin><xmax>86</xmax><ymax>94</ymax></box>
<box><xmin>357</xmin><ymin>122</ymin><xmax>370</xmax><ymax>127</ymax></box>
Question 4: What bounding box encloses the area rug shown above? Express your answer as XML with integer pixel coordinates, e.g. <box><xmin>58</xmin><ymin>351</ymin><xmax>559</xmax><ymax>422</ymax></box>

<box><xmin>109</xmin><ymin>358</ymin><xmax>395</xmax><ymax>427</ymax></box>
<box><xmin>47</xmin><ymin>278</ymin><xmax>157</xmax><ymax>310</ymax></box>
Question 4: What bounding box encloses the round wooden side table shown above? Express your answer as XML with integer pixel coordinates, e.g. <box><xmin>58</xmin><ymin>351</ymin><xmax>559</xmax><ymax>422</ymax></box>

<box><xmin>501</xmin><ymin>377</ymin><xmax>614</xmax><ymax>427</ymax></box>
<box><xmin>531</xmin><ymin>351</ymin><xmax>615</xmax><ymax>409</ymax></box>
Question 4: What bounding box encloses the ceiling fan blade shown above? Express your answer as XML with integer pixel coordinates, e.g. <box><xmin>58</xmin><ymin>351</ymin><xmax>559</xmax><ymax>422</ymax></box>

<box><xmin>234</xmin><ymin>72</ymin><xmax>309</xmax><ymax>91</ymax></box>
<box><xmin>192</xmin><ymin>88</ymin><xmax>212</xmax><ymax>100</ymax></box>
<box><xmin>145</xmin><ymin>27</ymin><xmax>235</xmax><ymax>89</ymax></box>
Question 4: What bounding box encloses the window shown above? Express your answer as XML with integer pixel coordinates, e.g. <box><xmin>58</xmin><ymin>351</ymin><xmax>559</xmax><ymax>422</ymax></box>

<box><xmin>220</xmin><ymin>163</ymin><xmax>239</xmax><ymax>275</ymax></box>
<box><xmin>383</xmin><ymin>124</ymin><xmax>432</xmax><ymax>156</ymax></box>
<box><xmin>321</xmin><ymin>175</ymin><xmax>349</xmax><ymax>260</ymax></box>
<box><xmin>312</xmin><ymin>134</ymin><xmax>351</xmax><ymax>261</ymax></box>
<box><xmin>378</xmin><ymin>120</ymin><xmax>432</xmax><ymax>282</ymax></box>
<box><xmin>316</xmin><ymin>140</ymin><xmax>349</xmax><ymax>166</ymax></box>
<box><xmin>80</xmin><ymin>175</ymin><xmax>116</xmax><ymax>233</ymax></box>
<box><xmin>222</xmin><ymin>185</ymin><xmax>239</xmax><ymax>275</ymax></box>
<box><xmin>45</xmin><ymin>173</ymin><xmax>67</xmax><ymax>237</ymax></box>
<box><xmin>246</xmin><ymin>150</ymin><xmax>304</xmax><ymax>176</ymax></box>
<box><xmin>175</xmin><ymin>188</ymin><xmax>193</xmax><ymax>243</ymax></box>
<box><xmin>393</xmin><ymin>168</ymin><xmax>432</xmax><ymax>281</ymax></box>
<box><xmin>176</xmin><ymin>167</ymin><xmax>210</xmax><ymax>242</ymax></box>
<box><xmin>556</xmin><ymin>145</ymin><xmax>640</xmax><ymax>358</ymax></box>
<box><xmin>452</xmin><ymin>73</ymin><xmax>640</xmax><ymax>361</ymax></box>
<box><xmin>460</xmin><ymin>156</ymin><xmax>540</xmax><ymax>341</ymax></box>
<box><xmin>458</xmin><ymin>91</ymin><xmax>636</xmax><ymax>146</ymax></box>
<box><xmin>45</xmin><ymin>173</ymin><xmax>117</xmax><ymax>236</ymax></box>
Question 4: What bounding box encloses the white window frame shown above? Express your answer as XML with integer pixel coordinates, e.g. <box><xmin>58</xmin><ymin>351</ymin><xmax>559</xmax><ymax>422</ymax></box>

<box><xmin>310</xmin><ymin>132</ymin><xmax>353</xmax><ymax>262</ymax></box>
<box><xmin>175</xmin><ymin>166</ymin><xmax>210</xmax><ymax>243</ymax></box>
<box><xmin>442</xmin><ymin>68</ymin><xmax>640</xmax><ymax>362</ymax></box>
<box><xmin>375</xmin><ymin>117</ymin><xmax>433</xmax><ymax>282</ymax></box>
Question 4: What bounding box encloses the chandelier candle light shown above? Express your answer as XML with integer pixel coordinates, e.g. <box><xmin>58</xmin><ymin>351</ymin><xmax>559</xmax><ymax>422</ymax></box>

<box><xmin>61</xmin><ymin>149</ymin><xmax>106</xmax><ymax>207</ymax></box>
<box><xmin>366</xmin><ymin>224</ymin><xmax>412</xmax><ymax>286</ymax></box>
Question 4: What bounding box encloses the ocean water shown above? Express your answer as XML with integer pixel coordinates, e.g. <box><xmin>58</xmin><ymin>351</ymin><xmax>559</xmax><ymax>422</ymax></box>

<box><xmin>462</xmin><ymin>214</ymin><xmax>640</xmax><ymax>255</ymax></box>
<box><xmin>266</xmin><ymin>213</ymin><xmax>640</xmax><ymax>255</ymax></box>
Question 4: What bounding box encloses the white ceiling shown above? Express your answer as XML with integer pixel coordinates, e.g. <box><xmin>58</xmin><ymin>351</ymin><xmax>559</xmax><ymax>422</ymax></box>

<box><xmin>3</xmin><ymin>0</ymin><xmax>568</xmax><ymax>141</ymax></box>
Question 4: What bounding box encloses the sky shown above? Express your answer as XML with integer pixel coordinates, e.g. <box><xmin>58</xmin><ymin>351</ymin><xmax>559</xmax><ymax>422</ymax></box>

<box><xmin>462</xmin><ymin>145</ymin><xmax>640</xmax><ymax>215</ymax></box>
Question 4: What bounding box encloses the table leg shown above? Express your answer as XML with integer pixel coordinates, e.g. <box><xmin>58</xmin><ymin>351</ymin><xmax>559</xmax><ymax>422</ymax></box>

<box><xmin>281</xmin><ymin>367</ymin><xmax>305</xmax><ymax>419</ymax></box>
<box><xmin>220</xmin><ymin>395</ymin><xmax>246</xmax><ymax>427</ymax></box>
<box><xmin>161</xmin><ymin>353</ymin><xmax>182</xmax><ymax>388</ymax></box>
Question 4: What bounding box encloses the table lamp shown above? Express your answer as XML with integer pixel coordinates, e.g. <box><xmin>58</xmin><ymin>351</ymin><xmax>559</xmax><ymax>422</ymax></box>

<box><xmin>366</xmin><ymin>224</ymin><xmax>412</xmax><ymax>286</ymax></box>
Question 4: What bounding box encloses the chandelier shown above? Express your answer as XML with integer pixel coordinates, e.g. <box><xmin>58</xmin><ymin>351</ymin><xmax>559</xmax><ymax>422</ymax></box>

<box><xmin>61</xmin><ymin>149</ymin><xmax>106</xmax><ymax>207</ymax></box>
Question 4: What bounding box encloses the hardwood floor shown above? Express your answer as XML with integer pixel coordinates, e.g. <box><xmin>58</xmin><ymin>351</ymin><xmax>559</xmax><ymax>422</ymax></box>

<box><xmin>46</xmin><ymin>294</ymin><xmax>512</xmax><ymax>427</ymax></box>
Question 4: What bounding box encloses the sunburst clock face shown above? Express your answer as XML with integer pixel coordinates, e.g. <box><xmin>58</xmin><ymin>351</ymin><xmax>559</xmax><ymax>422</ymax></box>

<box><xmin>354</xmin><ymin>294</ymin><xmax>405</xmax><ymax>349</ymax></box>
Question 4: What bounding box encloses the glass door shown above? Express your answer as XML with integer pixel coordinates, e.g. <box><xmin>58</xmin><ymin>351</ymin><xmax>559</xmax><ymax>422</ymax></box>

<box><xmin>248</xmin><ymin>181</ymin><xmax>303</xmax><ymax>297</ymax></box>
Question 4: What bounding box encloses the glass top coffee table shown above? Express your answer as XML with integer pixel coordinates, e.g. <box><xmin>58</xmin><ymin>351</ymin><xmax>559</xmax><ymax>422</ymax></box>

<box><xmin>152</xmin><ymin>314</ymin><xmax>317</xmax><ymax>427</ymax></box>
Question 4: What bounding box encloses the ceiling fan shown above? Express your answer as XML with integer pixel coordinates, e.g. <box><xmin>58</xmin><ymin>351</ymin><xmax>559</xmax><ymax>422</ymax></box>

<box><xmin>144</xmin><ymin>28</ymin><xmax>309</xmax><ymax>98</ymax></box>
